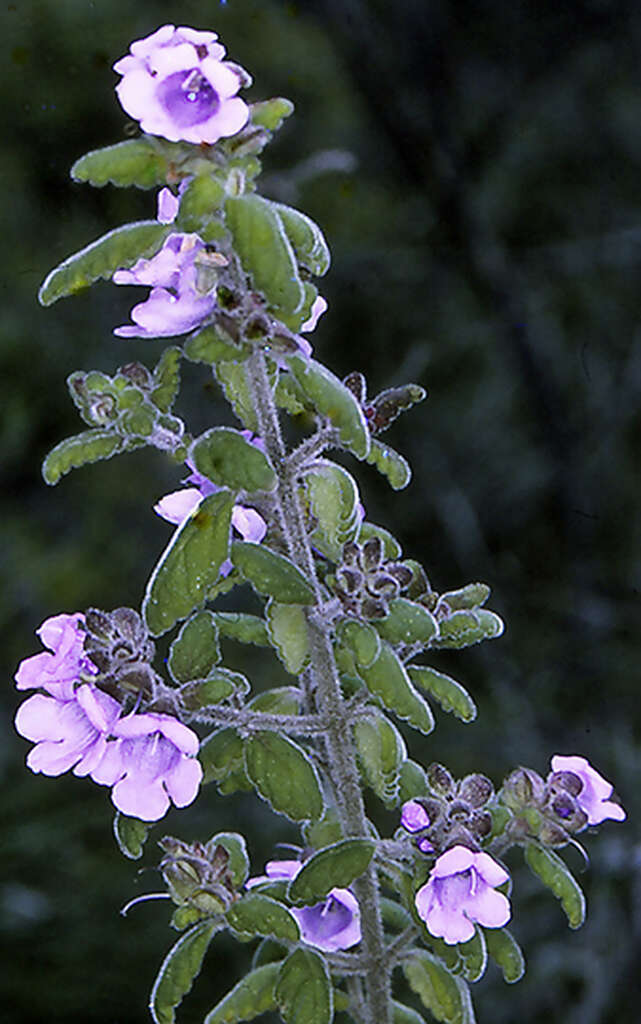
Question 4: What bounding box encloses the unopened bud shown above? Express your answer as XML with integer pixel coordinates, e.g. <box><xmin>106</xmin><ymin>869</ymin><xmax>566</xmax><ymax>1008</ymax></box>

<box><xmin>503</xmin><ymin>767</ymin><xmax>546</xmax><ymax>808</ymax></box>
<box><xmin>428</xmin><ymin>763</ymin><xmax>455</xmax><ymax>797</ymax></box>
<box><xmin>458</xmin><ymin>773</ymin><xmax>494</xmax><ymax>808</ymax></box>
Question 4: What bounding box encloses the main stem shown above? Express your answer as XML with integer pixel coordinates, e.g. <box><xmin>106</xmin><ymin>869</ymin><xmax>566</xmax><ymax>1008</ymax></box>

<box><xmin>246</xmin><ymin>352</ymin><xmax>393</xmax><ymax>1024</ymax></box>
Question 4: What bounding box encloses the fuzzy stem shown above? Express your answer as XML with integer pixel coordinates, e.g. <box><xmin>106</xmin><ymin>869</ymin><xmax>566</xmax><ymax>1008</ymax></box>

<box><xmin>246</xmin><ymin>351</ymin><xmax>393</xmax><ymax>1024</ymax></box>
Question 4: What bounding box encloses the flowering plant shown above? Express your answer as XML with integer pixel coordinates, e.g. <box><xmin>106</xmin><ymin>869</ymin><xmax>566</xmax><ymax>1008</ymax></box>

<box><xmin>19</xmin><ymin>22</ymin><xmax>626</xmax><ymax>1024</ymax></box>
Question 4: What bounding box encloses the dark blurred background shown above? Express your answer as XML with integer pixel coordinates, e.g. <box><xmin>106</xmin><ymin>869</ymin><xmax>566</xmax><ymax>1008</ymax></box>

<box><xmin>2</xmin><ymin>0</ymin><xmax>640</xmax><ymax>1021</ymax></box>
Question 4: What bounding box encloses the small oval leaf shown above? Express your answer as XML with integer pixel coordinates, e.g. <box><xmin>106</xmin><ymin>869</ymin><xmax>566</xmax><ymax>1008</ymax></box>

<box><xmin>376</xmin><ymin>599</ymin><xmax>439</xmax><ymax>647</ymax></box>
<box><xmin>191</xmin><ymin>427</ymin><xmax>277</xmax><ymax>493</ymax></box>
<box><xmin>71</xmin><ymin>138</ymin><xmax>170</xmax><ymax>189</ymax></box>
<box><xmin>276</xmin><ymin>948</ymin><xmax>333</xmax><ymax>1024</ymax></box>
<box><xmin>357</xmin><ymin>644</ymin><xmax>435</xmax><ymax>735</ymax></box>
<box><xmin>168</xmin><ymin>610</ymin><xmax>221</xmax><ymax>683</ymax></box>
<box><xmin>288</xmin><ymin>839</ymin><xmax>375</xmax><ymax>905</ymax></box>
<box><xmin>231</xmin><ymin>542</ymin><xmax>315</xmax><ymax>605</ymax></box>
<box><xmin>150</xmin><ymin>921</ymin><xmax>219</xmax><ymax>1024</ymax></box>
<box><xmin>244</xmin><ymin>732</ymin><xmax>324</xmax><ymax>822</ymax></box>
<box><xmin>365</xmin><ymin>438</ymin><xmax>412</xmax><ymax>490</ymax></box>
<box><xmin>286</xmin><ymin>354</ymin><xmax>370</xmax><ymax>459</ymax></box>
<box><xmin>199</xmin><ymin>728</ymin><xmax>252</xmax><ymax>793</ymax></box>
<box><xmin>354</xmin><ymin>710</ymin><xmax>407</xmax><ymax>806</ymax></box>
<box><xmin>273</xmin><ymin>202</ymin><xmax>331</xmax><ymax>277</ymax></box>
<box><xmin>408</xmin><ymin>666</ymin><xmax>477</xmax><ymax>723</ymax></box>
<box><xmin>227</xmin><ymin>893</ymin><xmax>300</xmax><ymax>943</ymax></box>
<box><xmin>203</xmin><ymin>963</ymin><xmax>280</xmax><ymax>1024</ymax></box>
<box><xmin>524</xmin><ymin>843</ymin><xmax>586</xmax><ymax>929</ymax></box>
<box><xmin>434</xmin><ymin>609</ymin><xmax>504</xmax><ymax>650</ymax></box>
<box><xmin>403</xmin><ymin>951</ymin><xmax>476</xmax><ymax>1024</ymax></box>
<box><xmin>483</xmin><ymin>927</ymin><xmax>525</xmax><ymax>984</ymax></box>
<box><xmin>42</xmin><ymin>430</ymin><xmax>126</xmax><ymax>485</ymax></box>
<box><xmin>266</xmin><ymin>601</ymin><xmax>310</xmax><ymax>675</ymax></box>
<box><xmin>113</xmin><ymin>812</ymin><xmax>149</xmax><ymax>861</ymax></box>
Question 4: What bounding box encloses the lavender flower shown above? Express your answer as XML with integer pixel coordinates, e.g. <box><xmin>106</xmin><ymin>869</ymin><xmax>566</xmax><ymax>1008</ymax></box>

<box><xmin>14</xmin><ymin>612</ymin><xmax>98</xmax><ymax>701</ymax></box>
<box><xmin>415</xmin><ymin>845</ymin><xmax>511</xmax><ymax>945</ymax></box>
<box><xmin>246</xmin><ymin>859</ymin><xmax>361</xmax><ymax>952</ymax></box>
<box><xmin>90</xmin><ymin>712</ymin><xmax>203</xmax><ymax>822</ymax></box>
<box><xmin>549</xmin><ymin>755</ymin><xmax>626</xmax><ymax>825</ymax></box>
<box><xmin>113</xmin><ymin>25</ymin><xmax>250</xmax><ymax>145</ymax></box>
<box><xmin>300</xmin><ymin>295</ymin><xmax>328</xmax><ymax>333</ymax></box>
<box><xmin>401</xmin><ymin>799</ymin><xmax>431</xmax><ymax>833</ymax></box>
<box><xmin>113</xmin><ymin>233</ymin><xmax>216</xmax><ymax>339</ymax></box>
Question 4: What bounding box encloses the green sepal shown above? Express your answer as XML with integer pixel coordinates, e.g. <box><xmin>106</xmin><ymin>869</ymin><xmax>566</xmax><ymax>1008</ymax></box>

<box><xmin>358</xmin><ymin>521</ymin><xmax>402</xmax><ymax>560</ymax></box>
<box><xmin>38</xmin><ymin>221</ymin><xmax>169</xmax><ymax>305</ymax></box>
<box><xmin>403</xmin><ymin>951</ymin><xmax>477</xmax><ymax>1024</ymax></box>
<box><xmin>266</xmin><ymin>601</ymin><xmax>310</xmax><ymax>675</ymax></box>
<box><xmin>483</xmin><ymin>927</ymin><xmax>525</xmax><ymax>983</ymax></box>
<box><xmin>211</xmin><ymin>612</ymin><xmax>271</xmax><ymax>646</ymax></box>
<box><xmin>398</xmin><ymin>759</ymin><xmax>431</xmax><ymax>802</ymax></box>
<box><xmin>168</xmin><ymin>610</ymin><xmax>221</xmax><ymax>684</ymax></box>
<box><xmin>458</xmin><ymin>928</ymin><xmax>488</xmax><ymax>983</ymax></box>
<box><xmin>302</xmin><ymin>806</ymin><xmax>344</xmax><ymax>850</ymax></box>
<box><xmin>439</xmin><ymin>583</ymin><xmax>490</xmax><ymax>611</ymax></box>
<box><xmin>524</xmin><ymin>843</ymin><xmax>586</xmax><ymax>929</ymax></box>
<box><xmin>357</xmin><ymin>644</ymin><xmax>435</xmax><ymax>735</ymax></box>
<box><xmin>184</xmin><ymin>326</ymin><xmax>251</xmax><ymax>365</ymax></box>
<box><xmin>304</xmin><ymin>461</ymin><xmax>361</xmax><ymax>561</ymax></box>
<box><xmin>151</xmin><ymin>347</ymin><xmax>182</xmax><ymax>412</ymax></box>
<box><xmin>287</xmin><ymin>839</ymin><xmax>375</xmax><ymax>905</ymax></box>
<box><xmin>203</xmin><ymin>962</ymin><xmax>280</xmax><ymax>1024</ymax></box>
<box><xmin>273</xmin><ymin>202</ymin><xmax>331</xmax><ymax>276</ymax></box>
<box><xmin>354</xmin><ymin>709</ymin><xmax>407</xmax><ymax>806</ymax></box>
<box><xmin>42</xmin><ymin>429</ymin><xmax>128</xmax><ymax>485</ymax></box>
<box><xmin>170</xmin><ymin>906</ymin><xmax>204</xmax><ymax>932</ymax></box>
<box><xmin>175</xmin><ymin>174</ymin><xmax>225</xmax><ymax>233</ymax></box>
<box><xmin>365</xmin><ymin>438</ymin><xmax>412</xmax><ymax>490</ymax></box>
<box><xmin>434</xmin><ymin>609</ymin><xmax>504</xmax><ymax>650</ymax></box>
<box><xmin>113</xmin><ymin>812</ymin><xmax>149</xmax><ymax>861</ymax></box>
<box><xmin>208</xmin><ymin>832</ymin><xmax>250</xmax><ymax>887</ymax></box>
<box><xmin>199</xmin><ymin>728</ymin><xmax>252</xmax><ymax>794</ymax></box>
<box><xmin>286</xmin><ymin>355</ymin><xmax>370</xmax><ymax>459</ymax></box>
<box><xmin>231</xmin><ymin>541</ymin><xmax>315</xmax><ymax>604</ymax></box>
<box><xmin>407</xmin><ymin>666</ymin><xmax>477</xmax><ymax>723</ymax></box>
<box><xmin>248</xmin><ymin>686</ymin><xmax>303</xmax><ymax>715</ymax></box>
<box><xmin>150</xmin><ymin>920</ymin><xmax>219</xmax><ymax>1024</ymax></box>
<box><xmin>191</xmin><ymin>427</ymin><xmax>277</xmax><ymax>493</ymax></box>
<box><xmin>70</xmin><ymin>137</ymin><xmax>170</xmax><ymax>189</ymax></box>
<box><xmin>376</xmin><ymin>599</ymin><xmax>439</xmax><ymax>647</ymax></box>
<box><xmin>276</xmin><ymin>948</ymin><xmax>333</xmax><ymax>1024</ymax></box>
<box><xmin>393</xmin><ymin>1002</ymin><xmax>429</xmax><ymax>1024</ymax></box>
<box><xmin>249</xmin><ymin>97</ymin><xmax>295</xmax><ymax>132</ymax></box>
<box><xmin>244</xmin><ymin>732</ymin><xmax>324</xmax><ymax>822</ymax></box>
<box><xmin>226</xmin><ymin>893</ymin><xmax>300</xmax><ymax>943</ymax></box>
<box><xmin>336</xmin><ymin>619</ymin><xmax>380</xmax><ymax>669</ymax></box>
<box><xmin>225</xmin><ymin>194</ymin><xmax>305</xmax><ymax>317</ymax></box>
<box><xmin>143</xmin><ymin>490</ymin><xmax>234</xmax><ymax>636</ymax></box>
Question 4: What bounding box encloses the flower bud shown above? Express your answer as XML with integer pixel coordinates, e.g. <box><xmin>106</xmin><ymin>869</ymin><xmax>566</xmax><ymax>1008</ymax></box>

<box><xmin>502</xmin><ymin>767</ymin><xmax>546</xmax><ymax>808</ymax></box>
<box><xmin>428</xmin><ymin>763</ymin><xmax>455</xmax><ymax>797</ymax></box>
<box><xmin>547</xmin><ymin>769</ymin><xmax>582</xmax><ymax>797</ymax></box>
<box><xmin>458</xmin><ymin>773</ymin><xmax>494</xmax><ymax>808</ymax></box>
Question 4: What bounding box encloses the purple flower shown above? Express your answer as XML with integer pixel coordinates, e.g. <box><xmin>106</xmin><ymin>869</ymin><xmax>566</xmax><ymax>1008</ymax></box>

<box><xmin>401</xmin><ymin>799</ymin><xmax>431</xmax><ymax>833</ymax></box>
<box><xmin>300</xmin><ymin>296</ymin><xmax>328</xmax><ymax>333</ymax></box>
<box><xmin>550</xmin><ymin>755</ymin><xmax>626</xmax><ymax>825</ymax></box>
<box><xmin>415</xmin><ymin>845</ymin><xmax>511</xmax><ymax>945</ymax></box>
<box><xmin>14</xmin><ymin>612</ymin><xmax>97</xmax><ymax>702</ymax></box>
<box><xmin>15</xmin><ymin>683</ymin><xmax>120</xmax><ymax>779</ymax></box>
<box><xmin>113</xmin><ymin>233</ymin><xmax>216</xmax><ymax>339</ymax></box>
<box><xmin>113</xmin><ymin>24</ymin><xmax>250</xmax><ymax>145</ymax></box>
<box><xmin>246</xmin><ymin>859</ymin><xmax>361</xmax><ymax>952</ymax></box>
<box><xmin>90</xmin><ymin>712</ymin><xmax>203</xmax><ymax>822</ymax></box>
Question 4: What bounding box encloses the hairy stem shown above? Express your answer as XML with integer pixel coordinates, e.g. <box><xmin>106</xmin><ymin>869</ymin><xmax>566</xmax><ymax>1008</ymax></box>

<box><xmin>246</xmin><ymin>351</ymin><xmax>392</xmax><ymax>1024</ymax></box>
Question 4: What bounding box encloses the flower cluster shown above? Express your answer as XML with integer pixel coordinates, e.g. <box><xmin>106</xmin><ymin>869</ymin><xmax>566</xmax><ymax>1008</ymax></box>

<box><xmin>14</xmin><ymin>614</ymin><xmax>202</xmax><ymax>821</ymax></box>
<box><xmin>247</xmin><ymin>859</ymin><xmax>361</xmax><ymax>953</ymax></box>
<box><xmin>114</xmin><ymin>24</ymin><xmax>250</xmax><ymax>145</ymax></box>
<box><xmin>400</xmin><ymin>764</ymin><xmax>494</xmax><ymax>856</ymax></box>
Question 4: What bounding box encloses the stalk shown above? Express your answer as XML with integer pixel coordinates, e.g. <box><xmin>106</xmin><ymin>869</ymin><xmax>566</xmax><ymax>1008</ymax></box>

<box><xmin>246</xmin><ymin>352</ymin><xmax>393</xmax><ymax>1024</ymax></box>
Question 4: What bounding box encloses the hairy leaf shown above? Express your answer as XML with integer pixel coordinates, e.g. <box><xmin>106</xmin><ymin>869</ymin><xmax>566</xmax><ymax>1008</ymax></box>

<box><xmin>191</xmin><ymin>427</ymin><xmax>277</xmax><ymax>493</ymax></box>
<box><xmin>276</xmin><ymin>948</ymin><xmax>333</xmax><ymax>1024</ymax></box>
<box><xmin>354</xmin><ymin>709</ymin><xmax>407</xmax><ymax>806</ymax></box>
<box><xmin>227</xmin><ymin>894</ymin><xmax>300</xmax><ymax>943</ymax></box>
<box><xmin>376</xmin><ymin>599</ymin><xmax>439</xmax><ymax>647</ymax></box>
<box><xmin>231</xmin><ymin>542</ymin><xmax>315</xmax><ymax>604</ymax></box>
<box><xmin>288</xmin><ymin>839</ymin><xmax>375</xmax><ymax>905</ymax></box>
<box><xmin>266</xmin><ymin>601</ymin><xmax>310</xmax><ymax>675</ymax></box>
<box><xmin>365</xmin><ymin>438</ymin><xmax>412</xmax><ymax>490</ymax></box>
<box><xmin>286</xmin><ymin>355</ymin><xmax>370</xmax><ymax>458</ymax></box>
<box><xmin>168</xmin><ymin>611</ymin><xmax>221</xmax><ymax>684</ymax></box>
<box><xmin>273</xmin><ymin>202</ymin><xmax>331</xmax><ymax>276</ymax></box>
<box><xmin>203</xmin><ymin>963</ymin><xmax>280</xmax><ymax>1024</ymax></box>
<box><xmin>199</xmin><ymin>728</ymin><xmax>252</xmax><ymax>793</ymax></box>
<box><xmin>304</xmin><ymin>461</ymin><xmax>361</xmax><ymax>560</ymax></box>
<box><xmin>245</xmin><ymin>732</ymin><xmax>323</xmax><ymax>822</ymax></box>
<box><xmin>483</xmin><ymin>927</ymin><xmax>525</xmax><ymax>983</ymax></box>
<box><xmin>403</xmin><ymin>951</ymin><xmax>476</xmax><ymax>1024</ymax></box>
<box><xmin>151</xmin><ymin>347</ymin><xmax>182</xmax><ymax>412</ymax></box>
<box><xmin>524</xmin><ymin>843</ymin><xmax>586</xmax><ymax>929</ymax></box>
<box><xmin>434</xmin><ymin>609</ymin><xmax>504</xmax><ymax>650</ymax></box>
<box><xmin>150</xmin><ymin>921</ymin><xmax>218</xmax><ymax>1024</ymax></box>
<box><xmin>357</xmin><ymin>643</ymin><xmax>434</xmax><ymax>735</ymax></box>
<box><xmin>42</xmin><ymin>429</ymin><xmax>127</xmax><ymax>484</ymax></box>
<box><xmin>408</xmin><ymin>666</ymin><xmax>477</xmax><ymax>723</ymax></box>
<box><xmin>71</xmin><ymin>138</ymin><xmax>171</xmax><ymax>189</ymax></box>
<box><xmin>113</xmin><ymin>812</ymin><xmax>149</xmax><ymax>861</ymax></box>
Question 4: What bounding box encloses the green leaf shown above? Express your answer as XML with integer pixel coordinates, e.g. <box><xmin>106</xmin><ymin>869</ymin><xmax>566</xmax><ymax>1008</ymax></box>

<box><xmin>184</xmin><ymin>327</ymin><xmax>250</xmax><ymax>366</ymax></box>
<box><xmin>168</xmin><ymin>611</ymin><xmax>221</xmax><ymax>684</ymax></box>
<box><xmin>288</xmin><ymin>839</ymin><xmax>375</xmax><ymax>905</ymax></box>
<box><xmin>403</xmin><ymin>951</ymin><xmax>476</xmax><ymax>1024</ymax></box>
<box><xmin>276</xmin><ymin>948</ymin><xmax>333</xmax><ymax>1024</ymax></box>
<box><xmin>38</xmin><ymin>220</ymin><xmax>169</xmax><ymax>305</ymax></box>
<box><xmin>524</xmin><ymin>843</ymin><xmax>586</xmax><ymax>929</ymax></box>
<box><xmin>365</xmin><ymin>438</ymin><xmax>412</xmax><ymax>490</ymax></box>
<box><xmin>244</xmin><ymin>732</ymin><xmax>323</xmax><ymax>822</ymax></box>
<box><xmin>381</xmin><ymin>898</ymin><xmax>413</xmax><ymax>933</ymax></box>
<box><xmin>143</xmin><ymin>491</ymin><xmax>234</xmax><ymax>637</ymax></box>
<box><xmin>150</xmin><ymin>921</ymin><xmax>218</xmax><ymax>1024</ymax></box>
<box><xmin>214</xmin><ymin>360</ymin><xmax>259</xmax><ymax>432</ymax></box>
<box><xmin>151</xmin><ymin>347</ymin><xmax>182</xmax><ymax>412</ymax></box>
<box><xmin>203</xmin><ymin>963</ymin><xmax>280</xmax><ymax>1024</ymax></box>
<box><xmin>196</xmin><ymin>668</ymin><xmax>250</xmax><ymax>705</ymax></box>
<box><xmin>231</xmin><ymin>542</ymin><xmax>315</xmax><ymax>604</ymax></box>
<box><xmin>434</xmin><ymin>609</ymin><xmax>504</xmax><ymax>650</ymax></box>
<box><xmin>175</xmin><ymin>174</ymin><xmax>225</xmax><ymax>232</ymax></box>
<box><xmin>398</xmin><ymin>759</ymin><xmax>430</xmax><ymax>803</ymax></box>
<box><xmin>252</xmin><ymin>938</ymin><xmax>288</xmax><ymax>969</ymax></box>
<box><xmin>71</xmin><ymin>138</ymin><xmax>170</xmax><ymax>189</ymax></box>
<box><xmin>286</xmin><ymin>355</ymin><xmax>370</xmax><ymax>458</ymax></box>
<box><xmin>266</xmin><ymin>601</ymin><xmax>310</xmax><ymax>675</ymax></box>
<box><xmin>42</xmin><ymin>429</ymin><xmax>126</xmax><ymax>484</ymax></box>
<box><xmin>336</xmin><ymin>619</ymin><xmax>381</xmax><ymax>669</ymax></box>
<box><xmin>248</xmin><ymin>686</ymin><xmax>303</xmax><ymax>715</ymax></box>
<box><xmin>458</xmin><ymin>928</ymin><xmax>488</xmax><ymax>983</ymax></box>
<box><xmin>199</xmin><ymin>728</ymin><xmax>251</xmax><ymax>793</ymax></box>
<box><xmin>273</xmin><ymin>202</ymin><xmax>331</xmax><ymax>276</ymax></box>
<box><xmin>206</xmin><ymin>832</ymin><xmax>250</xmax><ymax>887</ymax></box>
<box><xmin>439</xmin><ymin>583</ymin><xmax>490</xmax><ymax>611</ymax></box>
<box><xmin>225</xmin><ymin>194</ymin><xmax>305</xmax><ymax>317</ymax></box>
<box><xmin>191</xmin><ymin>427</ymin><xmax>277</xmax><ymax>493</ymax></box>
<box><xmin>354</xmin><ymin>710</ymin><xmax>407</xmax><ymax>806</ymax></box>
<box><xmin>211</xmin><ymin>612</ymin><xmax>270</xmax><ymax>646</ymax></box>
<box><xmin>407</xmin><ymin>667</ymin><xmax>477</xmax><ymax>723</ymax></box>
<box><xmin>358</xmin><ymin>521</ymin><xmax>402</xmax><ymax>560</ymax></box>
<box><xmin>393</xmin><ymin>1002</ymin><xmax>428</xmax><ymax>1024</ymax></box>
<box><xmin>483</xmin><ymin>927</ymin><xmax>525</xmax><ymax>984</ymax></box>
<box><xmin>304</xmin><ymin>461</ymin><xmax>361</xmax><ymax>561</ymax></box>
<box><xmin>113</xmin><ymin>812</ymin><xmax>149</xmax><ymax>860</ymax></box>
<box><xmin>227</xmin><ymin>893</ymin><xmax>300</xmax><ymax>942</ymax></box>
<box><xmin>357</xmin><ymin>644</ymin><xmax>434</xmax><ymax>735</ymax></box>
<box><xmin>302</xmin><ymin>806</ymin><xmax>343</xmax><ymax>850</ymax></box>
<box><xmin>250</xmin><ymin>97</ymin><xmax>295</xmax><ymax>132</ymax></box>
<box><xmin>376</xmin><ymin>599</ymin><xmax>439</xmax><ymax>647</ymax></box>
